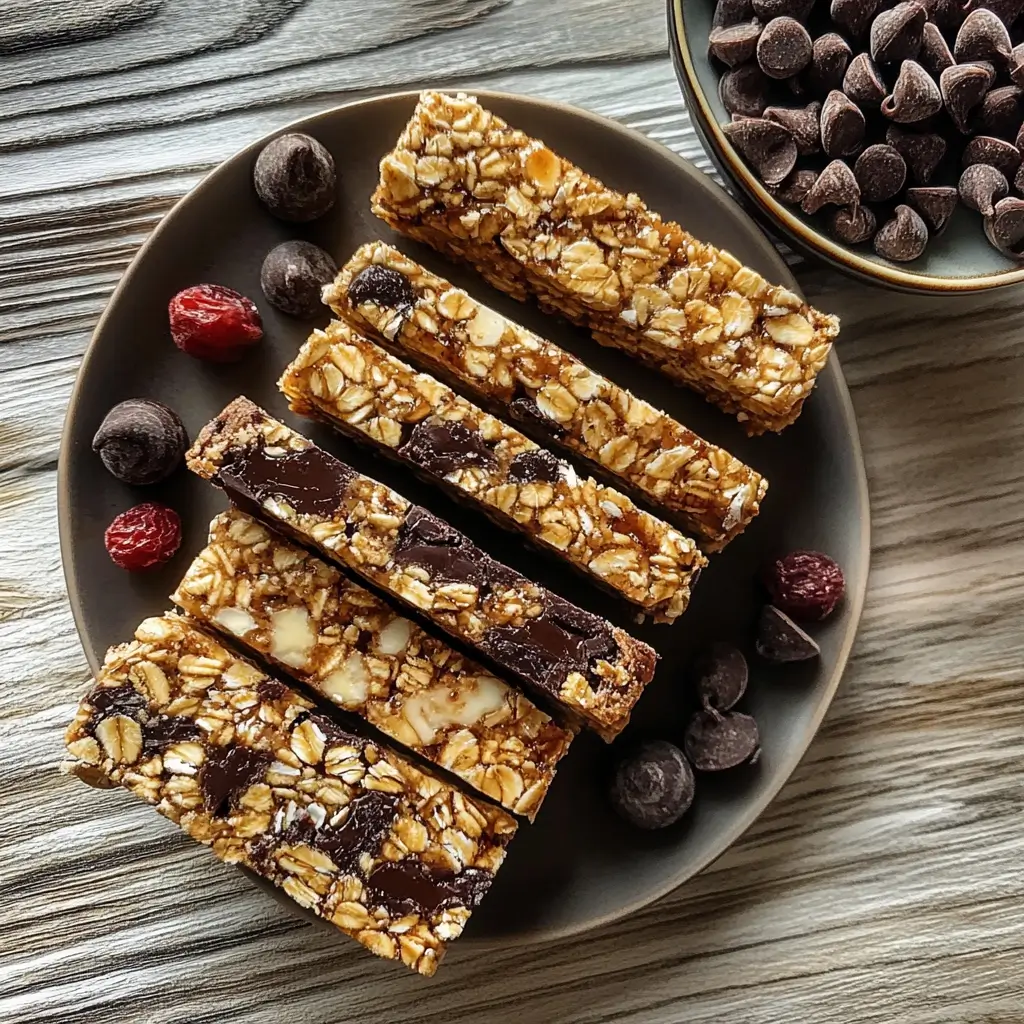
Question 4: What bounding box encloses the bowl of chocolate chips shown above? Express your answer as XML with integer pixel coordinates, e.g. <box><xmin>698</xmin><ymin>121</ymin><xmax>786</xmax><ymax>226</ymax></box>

<box><xmin>670</xmin><ymin>0</ymin><xmax>1024</xmax><ymax>291</ymax></box>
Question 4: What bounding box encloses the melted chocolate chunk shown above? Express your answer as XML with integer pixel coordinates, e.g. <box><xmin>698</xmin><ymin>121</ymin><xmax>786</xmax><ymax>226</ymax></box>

<box><xmin>398</xmin><ymin>419</ymin><xmax>496</xmax><ymax>477</ymax></box>
<box><xmin>87</xmin><ymin>684</ymin><xmax>148</xmax><ymax>721</ymax></box>
<box><xmin>508</xmin><ymin>393</ymin><xmax>565</xmax><ymax>440</ymax></box>
<box><xmin>507</xmin><ymin>448</ymin><xmax>562</xmax><ymax>484</ymax></box>
<box><xmin>142</xmin><ymin>715</ymin><xmax>201</xmax><ymax>754</ymax></box>
<box><xmin>257</xmin><ymin>679</ymin><xmax>290</xmax><ymax>703</ymax></box>
<box><xmin>347</xmin><ymin>265</ymin><xmax>415</xmax><ymax>311</ymax></box>
<box><xmin>365</xmin><ymin>862</ymin><xmax>493</xmax><ymax>916</ymax></box>
<box><xmin>217</xmin><ymin>441</ymin><xmax>354</xmax><ymax>520</ymax></box>
<box><xmin>200</xmin><ymin>746</ymin><xmax>272</xmax><ymax>817</ymax></box>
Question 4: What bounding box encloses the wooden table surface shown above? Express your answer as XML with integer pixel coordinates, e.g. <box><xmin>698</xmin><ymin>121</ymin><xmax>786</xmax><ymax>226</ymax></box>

<box><xmin>4</xmin><ymin>1</ymin><xmax>1024</xmax><ymax>1021</ymax></box>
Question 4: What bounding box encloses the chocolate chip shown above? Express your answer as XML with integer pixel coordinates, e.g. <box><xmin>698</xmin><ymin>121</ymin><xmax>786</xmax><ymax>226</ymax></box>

<box><xmin>755</xmin><ymin>605</ymin><xmax>821</xmax><ymax>662</ymax></box>
<box><xmin>756</xmin><ymin>16</ymin><xmax>813</xmax><ymax>79</ymax></box>
<box><xmin>260</xmin><ymin>240</ymin><xmax>338</xmax><ymax>319</ymax></box>
<box><xmin>752</xmin><ymin>0</ymin><xmax>814</xmax><ymax>20</ymax></box>
<box><xmin>722</xmin><ymin>117</ymin><xmax>799</xmax><ymax>184</ymax></box>
<box><xmin>1016</xmin><ymin>162</ymin><xmax>1024</xmax><ymax>192</ymax></box>
<box><xmin>1011</xmin><ymin>42</ymin><xmax>1024</xmax><ymax>87</ymax></box>
<box><xmin>954</xmin><ymin>8</ymin><xmax>1013</xmax><ymax>65</ymax></box>
<box><xmin>854</xmin><ymin>143</ymin><xmax>908</xmax><ymax>200</ymax></box>
<box><xmin>692</xmin><ymin>643</ymin><xmax>749</xmax><ymax>711</ymax></box>
<box><xmin>507</xmin><ymin>448</ymin><xmax>562</xmax><ymax>484</ymax></box>
<box><xmin>870</xmin><ymin>2</ymin><xmax>927</xmax><ymax>65</ymax></box>
<box><xmin>921</xmin><ymin>0</ymin><xmax>965</xmax><ymax>32</ymax></box>
<box><xmin>348</xmin><ymin>264</ymin><xmax>415</xmax><ymax>310</ymax></box>
<box><xmin>684</xmin><ymin>710</ymin><xmax>761</xmax><ymax>771</ymax></box>
<box><xmin>609</xmin><ymin>740</ymin><xmax>695</xmax><ymax>829</ymax></box>
<box><xmin>821</xmin><ymin>89</ymin><xmax>866</xmax><ymax>157</ymax></box>
<box><xmin>92</xmin><ymin>399</ymin><xmax>188</xmax><ymax>486</ymax></box>
<box><xmin>709</xmin><ymin>21</ymin><xmax>764</xmax><ymax>67</ymax></box>
<box><xmin>828</xmin><ymin>204</ymin><xmax>878</xmax><ymax>242</ymax></box>
<box><xmin>769</xmin><ymin>167</ymin><xmax>820</xmax><ymax>203</ymax></box>
<box><xmin>919</xmin><ymin>21</ymin><xmax>955</xmax><ymax>75</ymax></box>
<box><xmin>959</xmin><ymin>162</ymin><xmax>1009</xmax><ymax>215</ymax></box>
<box><xmin>881</xmin><ymin>59</ymin><xmax>943</xmax><ymax>122</ymax></box>
<box><xmin>801</xmin><ymin>158</ymin><xmax>861</xmax><ymax>212</ymax></box>
<box><xmin>886</xmin><ymin>126</ymin><xmax>947</xmax><ymax>183</ymax></box>
<box><xmin>714</xmin><ymin>0</ymin><xmax>755</xmax><ymax>28</ymax></box>
<box><xmin>720</xmin><ymin>63</ymin><xmax>771</xmax><ymax>116</ymax></box>
<box><xmin>978</xmin><ymin>85</ymin><xmax>1024</xmax><ymax>139</ymax></box>
<box><xmin>253</xmin><ymin>133</ymin><xmax>336</xmax><ymax>223</ymax></box>
<box><xmin>906</xmin><ymin>185</ymin><xmax>959</xmax><ymax>232</ymax></box>
<box><xmin>984</xmin><ymin>195</ymin><xmax>1024</xmax><ymax>255</ymax></box>
<box><xmin>808</xmin><ymin>33</ymin><xmax>853</xmax><ymax>94</ymax></box>
<box><xmin>963</xmin><ymin>135</ymin><xmax>1022</xmax><ymax>175</ymax></box>
<box><xmin>964</xmin><ymin>0</ymin><xmax>1024</xmax><ymax>24</ymax></box>
<box><xmin>940</xmin><ymin>62</ymin><xmax>996</xmax><ymax>132</ymax></box>
<box><xmin>874</xmin><ymin>204</ymin><xmax>930</xmax><ymax>260</ymax></box>
<box><xmin>764</xmin><ymin>102</ymin><xmax>822</xmax><ymax>153</ymax></box>
<box><xmin>843</xmin><ymin>53</ymin><xmax>887</xmax><ymax>107</ymax></box>
<box><xmin>831</xmin><ymin>0</ymin><xmax>883</xmax><ymax>38</ymax></box>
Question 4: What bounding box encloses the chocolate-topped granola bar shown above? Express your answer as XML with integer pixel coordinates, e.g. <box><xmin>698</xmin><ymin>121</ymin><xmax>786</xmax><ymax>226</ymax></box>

<box><xmin>324</xmin><ymin>242</ymin><xmax>767</xmax><ymax>550</ymax></box>
<box><xmin>173</xmin><ymin>509</ymin><xmax>574</xmax><ymax>819</ymax></box>
<box><xmin>370</xmin><ymin>92</ymin><xmax>840</xmax><ymax>434</ymax></box>
<box><xmin>63</xmin><ymin>614</ymin><xmax>518</xmax><ymax>976</ymax></box>
<box><xmin>279</xmin><ymin>319</ymin><xmax>706</xmax><ymax>620</ymax></box>
<box><xmin>186</xmin><ymin>398</ymin><xmax>658</xmax><ymax>740</ymax></box>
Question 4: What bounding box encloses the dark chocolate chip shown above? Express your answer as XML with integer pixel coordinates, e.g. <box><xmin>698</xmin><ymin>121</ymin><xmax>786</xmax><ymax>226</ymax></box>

<box><xmin>755</xmin><ymin>605</ymin><xmax>821</xmax><ymax>662</ymax></box>
<box><xmin>828</xmin><ymin>204</ymin><xmax>879</xmax><ymax>242</ymax></box>
<box><xmin>609</xmin><ymin>740</ymin><xmax>695</xmax><ymax>829</ymax></box>
<box><xmin>710</xmin><ymin>21</ymin><xmax>764</xmax><ymax>66</ymax></box>
<box><xmin>959</xmin><ymin>162</ymin><xmax>1010</xmax><ymax>215</ymax></box>
<box><xmin>881</xmin><ymin>59</ymin><xmax>942</xmax><ymax>122</ymax></box>
<box><xmin>906</xmin><ymin>185</ymin><xmax>959</xmax><ymax>232</ymax></box>
<box><xmin>873</xmin><ymin>204</ymin><xmax>930</xmax><ymax>260</ymax></box>
<box><xmin>1015</xmin><ymin>162</ymin><xmax>1024</xmax><ymax>192</ymax></box>
<box><xmin>854</xmin><ymin>143</ymin><xmax>908</xmax><ymax>200</ymax></box>
<box><xmin>821</xmin><ymin>89</ymin><xmax>866</xmax><ymax>157</ymax></box>
<box><xmin>260</xmin><ymin>240</ymin><xmax>338</xmax><ymax>319</ymax></box>
<box><xmin>756</xmin><ymin>16</ymin><xmax>813</xmax><ymax>79</ymax></box>
<box><xmin>399</xmin><ymin>419</ymin><xmax>496</xmax><ymax>477</ymax></box>
<box><xmin>939</xmin><ymin>62</ymin><xmax>996</xmax><ymax>133</ymax></box>
<box><xmin>831</xmin><ymin>0</ymin><xmax>883</xmax><ymax>38</ymax></box>
<box><xmin>87</xmin><ymin>684</ymin><xmax>149</xmax><ymax>723</ymax></box>
<box><xmin>253</xmin><ymin>133</ymin><xmax>336</xmax><ymax>223</ymax></box>
<box><xmin>722</xmin><ymin>117</ymin><xmax>799</xmax><ymax>184</ymax></box>
<box><xmin>714</xmin><ymin>0</ymin><xmax>755</xmax><ymax>29</ymax></box>
<box><xmin>886</xmin><ymin>126</ymin><xmax>948</xmax><ymax>183</ymax></box>
<box><xmin>684</xmin><ymin>710</ymin><xmax>761</xmax><ymax>771</ymax></box>
<box><xmin>366</xmin><ymin>861</ymin><xmax>493</xmax><ymax>917</ymax></box>
<box><xmin>751</xmin><ymin>0</ymin><xmax>814</xmax><ymax>20</ymax></box>
<box><xmin>143</xmin><ymin>715</ymin><xmax>201</xmax><ymax>755</ymax></box>
<box><xmin>348</xmin><ymin>264</ymin><xmax>415</xmax><ymax>311</ymax></box>
<box><xmin>200</xmin><ymin>746</ymin><xmax>272</xmax><ymax>817</ymax></box>
<box><xmin>1011</xmin><ymin>42</ymin><xmax>1024</xmax><ymax>87</ymax></box>
<box><xmin>769</xmin><ymin>167</ymin><xmax>820</xmax><ymax>203</ymax></box>
<box><xmin>509</xmin><ymin>392</ymin><xmax>566</xmax><ymax>440</ymax></box>
<box><xmin>801</xmin><ymin>158</ymin><xmax>861</xmax><ymax>212</ymax></box>
<box><xmin>92</xmin><ymin>399</ymin><xmax>188</xmax><ymax>486</ymax></box>
<box><xmin>964</xmin><ymin>0</ymin><xmax>1024</xmax><ymax>24</ymax></box>
<box><xmin>919</xmin><ymin>21</ymin><xmax>955</xmax><ymax>75</ymax></box>
<box><xmin>808</xmin><ymin>33</ymin><xmax>853</xmax><ymax>94</ymax></box>
<box><xmin>763</xmin><ymin>102</ymin><xmax>822</xmax><ymax>154</ymax></box>
<box><xmin>692</xmin><ymin>643</ymin><xmax>749</xmax><ymax>711</ymax></box>
<box><xmin>920</xmin><ymin>0</ymin><xmax>965</xmax><ymax>32</ymax></box>
<box><xmin>843</xmin><ymin>53</ymin><xmax>888</xmax><ymax>107</ymax></box>
<box><xmin>984</xmin><ymin>195</ymin><xmax>1024</xmax><ymax>255</ymax></box>
<box><xmin>507</xmin><ymin>448</ymin><xmax>563</xmax><ymax>484</ymax></box>
<box><xmin>870</xmin><ymin>2</ymin><xmax>927</xmax><ymax>65</ymax></box>
<box><xmin>954</xmin><ymin>8</ymin><xmax>1013</xmax><ymax>64</ymax></box>
<box><xmin>720</xmin><ymin>63</ymin><xmax>771</xmax><ymax>117</ymax></box>
<box><xmin>963</xmin><ymin>135</ymin><xmax>1022</xmax><ymax>175</ymax></box>
<box><xmin>978</xmin><ymin>85</ymin><xmax>1024</xmax><ymax>139</ymax></box>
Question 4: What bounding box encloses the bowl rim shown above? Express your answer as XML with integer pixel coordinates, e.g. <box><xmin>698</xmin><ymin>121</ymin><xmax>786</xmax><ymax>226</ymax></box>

<box><xmin>669</xmin><ymin>0</ymin><xmax>1024</xmax><ymax>293</ymax></box>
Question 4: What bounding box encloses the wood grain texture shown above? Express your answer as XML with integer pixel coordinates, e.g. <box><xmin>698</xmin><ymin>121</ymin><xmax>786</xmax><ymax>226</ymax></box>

<box><xmin>3</xmin><ymin>0</ymin><xmax>1024</xmax><ymax>1020</ymax></box>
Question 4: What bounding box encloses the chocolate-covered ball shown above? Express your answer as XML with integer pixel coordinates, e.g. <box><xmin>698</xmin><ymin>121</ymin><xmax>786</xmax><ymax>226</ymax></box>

<box><xmin>609</xmin><ymin>740</ymin><xmax>695</xmax><ymax>829</ymax></box>
<box><xmin>260</xmin><ymin>241</ymin><xmax>338</xmax><ymax>319</ymax></box>
<box><xmin>92</xmin><ymin>399</ymin><xmax>188</xmax><ymax>485</ymax></box>
<box><xmin>253</xmin><ymin>133</ymin><xmax>336</xmax><ymax>223</ymax></box>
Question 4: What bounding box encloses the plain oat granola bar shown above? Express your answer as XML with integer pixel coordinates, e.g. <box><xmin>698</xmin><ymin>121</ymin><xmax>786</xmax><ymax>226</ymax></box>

<box><xmin>279</xmin><ymin>320</ymin><xmax>706</xmax><ymax>620</ymax></box>
<box><xmin>324</xmin><ymin>243</ymin><xmax>767</xmax><ymax>550</ymax></box>
<box><xmin>370</xmin><ymin>92</ymin><xmax>840</xmax><ymax>435</ymax></box>
<box><xmin>173</xmin><ymin>509</ymin><xmax>574</xmax><ymax>819</ymax></box>
<box><xmin>187</xmin><ymin>397</ymin><xmax>657</xmax><ymax>740</ymax></box>
<box><xmin>62</xmin><ymin>614</ymin><xmax>518</xmax><ymax>976</ymax></box>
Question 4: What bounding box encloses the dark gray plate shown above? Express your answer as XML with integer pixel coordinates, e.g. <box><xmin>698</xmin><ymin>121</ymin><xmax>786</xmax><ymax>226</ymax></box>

<box><xmin>58</xmin><ymin>90</ymin><xmax>869</xmax><ymax>947</ymax></box>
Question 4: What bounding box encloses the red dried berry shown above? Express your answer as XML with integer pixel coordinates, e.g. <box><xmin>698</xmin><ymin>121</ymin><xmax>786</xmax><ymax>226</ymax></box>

<box><xmin>762</xmin><ymin>550</ymin><xmax>845</xmax><ymax>621</ymax></box>
<box><xmin>168</xmin><ymin>284</ymin><xmax>263</xmax><ymax>362</ymax></box>
<box><xmin>104</xmin><ymin>502</ymin><xmax>182</xmax><ymax>571</ymax></box>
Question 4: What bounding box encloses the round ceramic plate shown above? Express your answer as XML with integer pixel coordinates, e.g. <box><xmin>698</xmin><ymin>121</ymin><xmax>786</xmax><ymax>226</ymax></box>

<box><xmin>58</xmin><ymin>90</ymin><xmax>869</xmax><ymax>947</ymax></box>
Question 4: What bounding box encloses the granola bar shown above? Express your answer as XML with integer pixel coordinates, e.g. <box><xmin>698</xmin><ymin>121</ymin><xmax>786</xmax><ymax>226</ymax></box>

<box><xmin>62</xmin><ymin>614</ymin><xmax>518</xmax><ymax>976</ymax></box>
<box><xmin>323</xmin><ymin>242</ymin><xmax>767</xmax><ymax>549</ymax></box>
<box><xmin>370</xmin><ymin>91</ymin><xmax>841</xmax><ymax>434</ymax></box>
<box><xmin>172</xmin><ymin>509</ymin><xmax>574</xmax><ymax>819</ymax></box>
<box><xmin>187</xmin><ymin>397</ymin><xmax>658</xmax><ymax>740</ymax></box>
<box><xmin>279</xmin><ymin>320</ymin><xmax>706</xmax><ymax>619</ymax></box>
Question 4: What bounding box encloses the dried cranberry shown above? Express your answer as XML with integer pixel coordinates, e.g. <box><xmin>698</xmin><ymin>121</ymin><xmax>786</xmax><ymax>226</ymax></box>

<box><xmin>168</xmin><ymin>284</ymin><xmax>263</xmax><ymax>362</ymax></box>
<box><xmin>762</xmin><ymin>550</ymin><xmax>846</xmax><ymax>620</ymax></box>
<box><xmin>104</xmin><ymin>502</ymin><xmax>182</xmax><ymax>571</ymax></box>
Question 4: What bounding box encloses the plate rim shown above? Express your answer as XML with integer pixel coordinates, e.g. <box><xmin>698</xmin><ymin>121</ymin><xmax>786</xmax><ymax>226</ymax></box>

<box><xmin>57</xmin><ymin>87</ymin><xmax>871</xmax><ymax>948</ymax></box>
